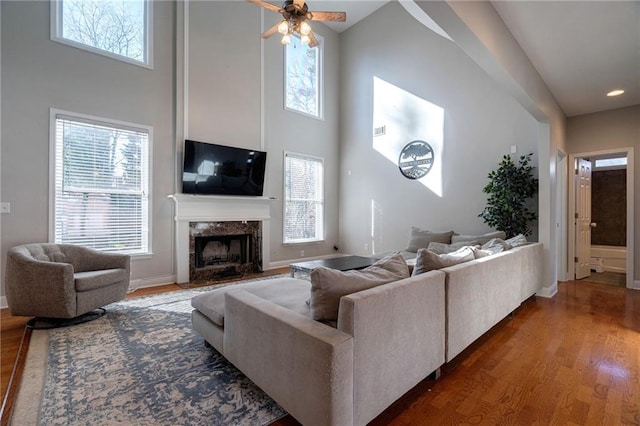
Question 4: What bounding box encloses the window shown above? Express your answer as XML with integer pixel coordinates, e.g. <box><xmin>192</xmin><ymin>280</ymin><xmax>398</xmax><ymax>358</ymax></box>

<box><xmin>51</xmin><ymin>110</ymin><xmax>151</xmax><ymax>255</ymax></box>
<box><xmin>285</xmin><ymin>34</ymin><xmax>322</xmax><ymax>118</ymax></box>
<box><xmin>283</xmin><ymin>152</ymin><xmax>324</xmax><ymax>243</ymax></box>
<box><xmin>594</xmin><ymin>156</ymin><xmax>627</xmax><ymax>169</ymax></box>
<box><xmin>51</xmin><ymin>0</ymin><xmax>153</xmax><ymax>68</ymax></box>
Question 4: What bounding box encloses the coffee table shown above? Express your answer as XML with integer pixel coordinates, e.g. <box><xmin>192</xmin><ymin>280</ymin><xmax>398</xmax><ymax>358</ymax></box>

<box><xmin>289</xmin><ymin>255</ymin><xmax>378</xmax><ymax>278</ymax></box>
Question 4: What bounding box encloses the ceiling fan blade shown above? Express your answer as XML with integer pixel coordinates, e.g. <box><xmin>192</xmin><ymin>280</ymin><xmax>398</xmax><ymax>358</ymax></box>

<box><xmin>293</xmin><ymin>0</ymin><xmax>305</xmax><ymax>8</ymax></box>
<box><xmin>246</xmin><ymin>0</ymin><xmax>281</xmax><ymax>13</ymax></box>
<box><xmin>308</xmin><ymin>31</ymin><xmax>319</xmax><ymax>48</ymax></box>
<box><xmin>309</xmin><ymin>11</ymin><xmax>346</xmax><ymax>22</ymax></box>
<box><xmin>261</xmin><ymin>22</ymin><xmax>280</xmax><ymax>39</ymax></box>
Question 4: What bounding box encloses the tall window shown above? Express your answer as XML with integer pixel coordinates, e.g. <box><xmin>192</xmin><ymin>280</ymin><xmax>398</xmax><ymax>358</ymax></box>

<box><xmin>51</xmin><ymin>110</ymin><xmax>151</xmax><ymax>255</ymax></box>
<box><xmin>285</xmin><ymin>34</ymin><xmax>322</xmax><ymax>118</ymax></box>
<box><xmin>284</xmin><ymin>152</ymin><xmax>324</xmax><ymax>244</ymax></box>
<box><xmin>51</xmin><ymin>0</ymin><xmax>153</xmax><ymax>68</ymax></box>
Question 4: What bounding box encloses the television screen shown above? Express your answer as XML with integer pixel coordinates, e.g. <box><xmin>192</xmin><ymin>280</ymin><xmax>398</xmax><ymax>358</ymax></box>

<box><xmin>182</xmin><ymin>140</ymin><xmax>267</xmax><ymax>196</ymax></box>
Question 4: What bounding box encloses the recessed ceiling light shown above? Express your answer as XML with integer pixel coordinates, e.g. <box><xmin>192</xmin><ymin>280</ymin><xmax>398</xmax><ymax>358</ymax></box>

<box><xmin>607</xmin><ymin>89</ymin><xmax>625</xmax><ymax>97</ymax></box>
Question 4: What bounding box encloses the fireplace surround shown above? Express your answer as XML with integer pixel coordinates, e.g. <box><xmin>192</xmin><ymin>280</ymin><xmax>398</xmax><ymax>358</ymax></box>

<box><xmin>168</xmin><ymin>194</ymin><xmax>272</xmax><ymax>284</ymax></box>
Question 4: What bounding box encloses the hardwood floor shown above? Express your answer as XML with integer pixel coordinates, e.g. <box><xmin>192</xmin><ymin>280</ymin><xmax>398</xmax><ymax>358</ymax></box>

<box><xmin>2</xmin><ymin>278</ymin><xmax>639</xmax><ymax>425</ymax></box>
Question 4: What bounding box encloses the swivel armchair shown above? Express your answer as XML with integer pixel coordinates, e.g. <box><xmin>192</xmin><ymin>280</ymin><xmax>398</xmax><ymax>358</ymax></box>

<box><xmin>5</xmin><ymin>243</ymin><xmax>130</xmax><ymax>328</ymax></box>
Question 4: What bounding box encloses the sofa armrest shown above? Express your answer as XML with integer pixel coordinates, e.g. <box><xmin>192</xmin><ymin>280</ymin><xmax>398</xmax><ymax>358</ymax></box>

<box><xmin>5</xmin><ymin>250</ymin><xmax>76</xmax><ymax>317</ymax></box>
<box><xmin>337</xmin><ymin>269</ymin><xmax>446</xmax><ymax>425</ymax></box>
<box><xmin>223</xmin><ymin>290</ymin><xmax>354</xmax><ymax>426</ymax></box>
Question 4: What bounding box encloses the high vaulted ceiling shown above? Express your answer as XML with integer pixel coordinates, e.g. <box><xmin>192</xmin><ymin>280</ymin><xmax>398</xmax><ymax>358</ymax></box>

<box><xmin>310</xmin><ymin>0</ymin><xmax>640</xmax><ymax>118</ymax></box>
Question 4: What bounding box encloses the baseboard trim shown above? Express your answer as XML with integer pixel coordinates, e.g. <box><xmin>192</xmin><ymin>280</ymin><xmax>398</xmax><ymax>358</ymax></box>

<box><xmin>128</xmin><ymin>274</ymin><xmax>177</xmax><ymax>293</ymax></box>
<box><xmin>536</xmin><ymin>282</ymin><xmax>558</xmax><ymax>298</ymax></box>
<box><xmin>0</xmin><ymin>296</ymin><xmax>7</xmax><ymax>310</ymax></box>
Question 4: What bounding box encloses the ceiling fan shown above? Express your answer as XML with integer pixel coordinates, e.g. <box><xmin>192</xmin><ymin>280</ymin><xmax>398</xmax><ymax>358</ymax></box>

<box><xmin>247</xmin><ymin>0</ymin><xmax>346</xmax><ymax>48</ymax></box>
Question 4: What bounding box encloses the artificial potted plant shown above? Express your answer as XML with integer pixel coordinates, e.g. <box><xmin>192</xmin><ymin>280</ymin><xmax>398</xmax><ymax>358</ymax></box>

<box><xmin>479</xmin><ymin>153</ymin><xmax>538</xmax><ymax>238</ymax></box>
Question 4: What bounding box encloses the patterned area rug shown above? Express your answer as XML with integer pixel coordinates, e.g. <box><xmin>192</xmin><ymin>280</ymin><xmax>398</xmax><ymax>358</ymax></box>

<box><xmin>12</xmin><ymin>277</ymin><xmax>289</xmax><ymax>425</ymax></box>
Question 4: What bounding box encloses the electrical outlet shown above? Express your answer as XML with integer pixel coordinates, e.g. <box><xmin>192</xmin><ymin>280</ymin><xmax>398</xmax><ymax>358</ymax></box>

<box><xmin>0</xmin><ymin>202</ymin><xmax>10</xmax><ymax>214</ymax></box>
<box><xmin>300</xmin><ymin>250</ymin><xmax>304</xmax><ymax>257</ymax></box>
<box><xmin>364</xmin><ymin>243</ymin><xmax>368</xmax><ymax>251</ymax></box>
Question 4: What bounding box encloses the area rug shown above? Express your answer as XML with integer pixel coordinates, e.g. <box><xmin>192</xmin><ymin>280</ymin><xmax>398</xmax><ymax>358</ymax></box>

<box><xmin>11</xmin><ymin>277</ymin><xmax>289</xmax><ymax>425</ymax></box>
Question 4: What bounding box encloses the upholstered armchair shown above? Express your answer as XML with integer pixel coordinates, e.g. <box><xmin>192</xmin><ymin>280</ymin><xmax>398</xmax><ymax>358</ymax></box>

<box><xmin>5</xmin><ymin>243</ymin><xmax>130</xmax><ymax>327</ymax></box>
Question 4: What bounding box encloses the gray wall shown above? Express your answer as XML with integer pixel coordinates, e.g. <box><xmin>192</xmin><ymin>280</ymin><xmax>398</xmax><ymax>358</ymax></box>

<box><xmin>1</xmin><ymin>1</ymin><xmax>176</xmax><ymax>293</ymax></box>
<box><xmin>184</xmin><ymin>2</ymin><xmax>341</xmax><ymax>264</ymax></box>
<box><xmin>338</xmin><ymin>2</ymin><xmax>539</xmax><ymax>256</ymax></box>
<box><xmin>566</xmin><ymin>105</ymin><xmax>640</xmax><ymax>282</ymax></box>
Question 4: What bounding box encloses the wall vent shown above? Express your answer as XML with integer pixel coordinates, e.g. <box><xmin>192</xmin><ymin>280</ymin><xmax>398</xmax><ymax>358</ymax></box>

<box><xmin>373</xmin><ymin>125</ymin><xmax>386</xmax><ymax>137</ymax></box>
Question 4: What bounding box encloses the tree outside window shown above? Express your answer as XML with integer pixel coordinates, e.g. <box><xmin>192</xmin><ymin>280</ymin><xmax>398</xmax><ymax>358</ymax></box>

<box><xmin>285</xmin><ymin>34</ymin><xmax>321</xmax><ymax>118</ymax></box>
<box><xmin>52</xmin><ymin>0</ymin><xmax>151</xmax><ymax>67</ymax></box>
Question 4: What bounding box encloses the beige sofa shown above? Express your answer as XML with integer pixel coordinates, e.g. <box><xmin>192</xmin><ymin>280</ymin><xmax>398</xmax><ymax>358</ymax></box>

<box><xmin>191</xmin><ymin>270</ymin><xmax>446</xmax><ymax>426</ymax></box>
<box><xmin>442</xmin><ymin>242</ymin><xmax>543</xmax><ymax>361</ymax></box>
<box><xmin>191</xmin><ymin>241</ymin><xmax>543</xmax><ymax>425</ymax></box>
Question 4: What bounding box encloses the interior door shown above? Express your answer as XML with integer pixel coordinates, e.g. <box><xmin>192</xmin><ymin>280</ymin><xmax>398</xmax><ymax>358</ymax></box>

<box><xmin>575</xmin><ymin>158</ymin><xmax>592</xmax><ymax>279</ymax></box>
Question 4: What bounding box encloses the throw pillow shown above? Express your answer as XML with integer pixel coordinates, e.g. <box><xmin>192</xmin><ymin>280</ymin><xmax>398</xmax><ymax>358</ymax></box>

<box><xmin>451</xmin><ymin>230</ymin><xmax>507</xmax><ymax>245</ymax></box>
<box><xmin>406</xmin><ymin>227</ymin><xmax>454</xmax><ymax>252</ymax></box>
<box><xmin>309</xmin><ymin>252</ymin><xmax>410</xmax><ymax>321</ymax></box>
<box><xmin>411</xmin><ymin>246</ymin><xmax>475</xmax><ymax>276</ymax></box>
<box><xmin>481</xmin><ymin>238</ymin><xmax>512</xmax><ymax>255</ymax></box>
<box><xmin>506</xmin><ymin>234</ymin><xmax>528</xmax><ymax>247</ymax></box>
<box><xmin>427</xmin><ymin>240</ymin><xmax>481</xmax><ymax>255</ymax></box>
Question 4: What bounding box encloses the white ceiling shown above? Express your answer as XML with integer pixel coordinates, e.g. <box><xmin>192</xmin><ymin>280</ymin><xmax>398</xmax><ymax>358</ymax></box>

<box><xmin>308</xmin><ymin>0</ymin><xmax>640</xmax><ymax>118</ymax></box>
<box><xmin>492</xmin><ymin>1</ymin><xmax>640</xmax><ymax>117</ymax></box>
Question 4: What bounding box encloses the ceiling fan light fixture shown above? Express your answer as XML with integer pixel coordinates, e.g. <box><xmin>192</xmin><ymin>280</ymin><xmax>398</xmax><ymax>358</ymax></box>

<box><xmin>281</xmin><ymin>33</ymin><xmax>291</xmax><ymax>45</ymax></box>
<box><xmin>278</xmin><ymin>20</ymin><xmax>290</xmax><ymax>35</ymax></box>
<box><xmin>606</xmin><ymin>89</ymin><xmax>625</xmax><ymax>97</ymax></box>
<box><xmin>300</xmin><ymin>34</ymin><xmax>310</xmax><ymax>45</ymax></box>
<box><xmin>300</xmin><ymin>21</ymin><xmax>312</xmax><ymax>35</ymax></box>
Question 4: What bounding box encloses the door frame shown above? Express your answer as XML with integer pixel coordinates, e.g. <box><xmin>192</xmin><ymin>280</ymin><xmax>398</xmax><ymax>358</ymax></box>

<box><xmin>556</xmin><ymin>150</ymin><xmax>568</xmax><ymax>282</ymax></box>
<box><xmin>568</xmin><ymin>147</ymin><xmax>635</xmax><ymax>288</ymax></box>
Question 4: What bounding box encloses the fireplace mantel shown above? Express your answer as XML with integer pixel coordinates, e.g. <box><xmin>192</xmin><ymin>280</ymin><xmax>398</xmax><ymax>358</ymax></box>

<box><xmin>168</xmin><ymin>194</ymin><xmax>274</xmax><ymax>283</ymax></box>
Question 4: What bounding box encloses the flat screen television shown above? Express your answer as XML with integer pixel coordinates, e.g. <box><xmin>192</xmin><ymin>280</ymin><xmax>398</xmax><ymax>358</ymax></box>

<box><xmin>182</xmin><ymin>140</ymin><xmax>267</xmax><ymax>196</ymax></box>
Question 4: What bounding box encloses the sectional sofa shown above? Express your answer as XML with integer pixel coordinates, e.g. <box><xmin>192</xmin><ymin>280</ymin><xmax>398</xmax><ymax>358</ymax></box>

<box><xmin>191</xmin><ymin>236</ymin><xmax>543</xmax><ymax>425</ymax></box>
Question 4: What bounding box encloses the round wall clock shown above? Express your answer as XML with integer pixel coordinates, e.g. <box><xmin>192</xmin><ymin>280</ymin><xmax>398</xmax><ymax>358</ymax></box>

<box><xmin>398</xmin><ymin>140</ymin><xmax>434</xmax><ymax>179</ymax></box>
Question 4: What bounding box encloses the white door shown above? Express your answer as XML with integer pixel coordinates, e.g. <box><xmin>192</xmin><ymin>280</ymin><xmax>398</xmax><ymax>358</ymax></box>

<box><xmin>575</xmin><ymin>158</ymin><xmax>592</xmax><ymax>279</ymax></box>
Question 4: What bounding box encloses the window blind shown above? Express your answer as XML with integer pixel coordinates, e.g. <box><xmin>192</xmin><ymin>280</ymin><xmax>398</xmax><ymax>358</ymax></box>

<box><xmin>284</xmin><ymin>152</ymin><xmax>324</xmax><ymax>243</ymax></box>
<box><xmin>53</xmin><ymin>114</ymin><xmax>150</xmax><ymax>254</ymax></box>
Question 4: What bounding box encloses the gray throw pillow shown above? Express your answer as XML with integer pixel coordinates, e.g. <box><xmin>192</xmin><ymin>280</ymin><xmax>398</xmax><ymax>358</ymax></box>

<box><xmin>406</xmin><ymin>227</ymin><xmax>454</xmax><ymax>252</ymax></box>
<box><xmin>310</xmin><ymin>252</ymin><xmax>409</xmax><ymax>321</ymax></box>
<box><xmin>451</xmin><ymin>230</ymin><xmax>506</xmax><ymax>245</ymax></box>
<box><xmin>411</xmin><ymin>246</ymin><xmax>475</xmax><ymax>276</ymax></box>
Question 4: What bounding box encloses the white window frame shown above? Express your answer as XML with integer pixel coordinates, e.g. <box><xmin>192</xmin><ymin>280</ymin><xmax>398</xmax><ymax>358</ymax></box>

<box><xmin>283</xmin><ymin>151</ymin><xmax>325</xmax><ymax>244</ymax></box>
<box><xmin>50</xmin><ymin>0</ymin><xmax>154</xmax><ymax>69</ymax></box>
<box><xmin>49</xmin><ymin>108</ymin><xmax>153</xmax><ymax>257</ymax></box>
<box><xmin>284</xmin><ymin>33</ymin><xmax>323</xmax><ymax>120</ymax></box>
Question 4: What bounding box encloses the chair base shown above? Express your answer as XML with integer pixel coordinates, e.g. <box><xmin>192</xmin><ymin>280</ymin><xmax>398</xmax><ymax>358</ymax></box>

<box><xmin>26</xmin><ymin>308</ymin><xmax>107</xmax><ymax>330</ymax></box>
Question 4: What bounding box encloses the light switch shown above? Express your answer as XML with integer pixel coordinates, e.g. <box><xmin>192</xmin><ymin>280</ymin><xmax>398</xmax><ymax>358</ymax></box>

<box><xmin>510</xmin><ymin>145</ymin><xmax>517</xmax><ymax>154</ymax></box>
<box><xmin>1</xmin><ymin>202</ymin><xmax>10</xmax><ymax>214</ymax></box>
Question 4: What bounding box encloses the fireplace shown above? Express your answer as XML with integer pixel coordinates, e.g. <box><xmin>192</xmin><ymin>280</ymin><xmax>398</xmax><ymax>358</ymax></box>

<box><xmin>194</xmin><ymin>234</ymin><xmax>252</xmax><ymax>268</ymax></box>
<box><xmin>189</xmin><ymin>221</ymin><xmax>262</xmax><ymax>283</ymax></box>
<box><xmin>168</xmin><ymin>194</ymin><xmax>272</xmax><ymax>285</ymax></box>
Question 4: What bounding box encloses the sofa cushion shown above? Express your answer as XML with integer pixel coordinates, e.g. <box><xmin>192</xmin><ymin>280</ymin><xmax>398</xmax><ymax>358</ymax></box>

<box><xmin>74</xmin><ymin>268</ymin><xmax>128</xmax><ymax>292</ymax></box>
<box><xmin>427</xmin><ymin>240</ymin><xmax>480</xmax><ymax>254</ymax></box>
<box><xmin>191</xmin><ymin>277</ymin><xmax>311</xmax><ymax>327</ymax></box>
<box><xmin>411</xmin><ymin>246</ymin><xmax>475</xmax><ymax>276</ymax></box>
<box><xmin>451</xmin><ymin>230</ymin><xmax>506</xmax><ymax>245</ymax></box>
<box><xmin>310</xmin><ymin>253</ymin><xmax>409</xmax><ymax>321</ymax></box>
<box><xmin>406</xmin><ymin>227</ymin><xmax>454</xmax><ymax>252</ymax></box>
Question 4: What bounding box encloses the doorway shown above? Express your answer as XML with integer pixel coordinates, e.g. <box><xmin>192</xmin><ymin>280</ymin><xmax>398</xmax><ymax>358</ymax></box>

<box><xmin>568</xmin><ymin>148</ymin><xmax>634</xmax><ymax>289</ymax></box>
